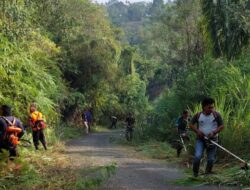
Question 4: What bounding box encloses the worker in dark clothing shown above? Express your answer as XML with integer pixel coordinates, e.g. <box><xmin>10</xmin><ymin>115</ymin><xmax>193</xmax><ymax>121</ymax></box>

<box><xmin>125</xmin><ymin>113</ymin><xmax>135</xmax><ymax>141</ymax></box>
<box><xmin>0</xmin><ymin>105</ymin><xmax>24</xmax><ymax>158</ymax></box>
<box><xmin>110</xmin><ymin>115</ymin><xmax>118</xmax><ymax>129</ymax></box>
<box><xmin>175</xmin><ymin>110</ymin><xmax>190</xmax><ymax>157</ymax></box>
<box><xmin>82</xmin><ymin>108</ymin><xmax>93</xmax><ymax>134</ymax></box>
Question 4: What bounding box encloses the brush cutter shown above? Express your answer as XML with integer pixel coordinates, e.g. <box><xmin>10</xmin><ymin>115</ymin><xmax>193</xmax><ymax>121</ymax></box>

<box><xmin>180</xmin><ymin>134</ymin><xmax>187</xmax><ymax>152</ymax></box>
<box><xmin>204</xmin><ymin>136</ymin><xmax>250</xmax><ymax>170</ymax></box>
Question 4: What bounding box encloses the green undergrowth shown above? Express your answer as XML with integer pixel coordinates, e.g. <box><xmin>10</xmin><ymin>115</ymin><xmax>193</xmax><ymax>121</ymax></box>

<box><xmin>0</xmin><ymin>125</ymin><xmax>116</xmax><ymax>190</ymax></box>
<box><xmin>56</xmin><ymin>125</ymin><xmax>83</xmax><ymax>140</ymax></box>
<box><xmin>91</xmin><ymin>125</ymin><xmax>110</xmax><ymax>133</ymax></box>
<box><xmin>54</xmin><ymin>124</ymin><xmax>110</xmax><ymax>140</ymax></box>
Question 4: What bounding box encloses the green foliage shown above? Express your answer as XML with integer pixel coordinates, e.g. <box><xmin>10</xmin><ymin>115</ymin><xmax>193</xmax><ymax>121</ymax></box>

<box><xmin>106</xmin><ymin>0</ymin><xmax>150</xmax><ymax>44</ymax></box>
<box><xmin>136</xmin><ymin>0</ymin><xmax>204</xmax><ymax>99</ymax></box>
<box><xmin>152</xmin><ymin>53</ymin><xmax>250</xmax><ymax>156</ymax></box>
<box><xmin>0</xmin><ymin>33</ymin><xmax>62</xmax><ymax>122</ymax></box>
<box><xmin>55</xmin><ymin>124</ymin><xmax>83</xmax><ymax>140</ymax></box>
<box><xmin>1</xmin><ymin>0</ymin><xmax>250</xmax><ymax>187</ymax></box>
<box><xmin>0</xmin><ymin>0</ymin><xmax>147</xmax><ymax>189</ymax></box>
<box><xmin>0</xmin><ymin>0</ymin><xmax>31</xmax><ymax>41</ymax></box>
<box><xmin>118</xmin><ymin>74</ymin><xmax>149</xmax><ymax>118</ymax></box>
<box><xmin>201</xmin><ymin>0</ymin><xmax>250</xmax><ymax>59</ymax></box>
<box><xmin>0</xmin><ymin>0</ymin><xmax>150</xmax><ymax>127</ymax></box>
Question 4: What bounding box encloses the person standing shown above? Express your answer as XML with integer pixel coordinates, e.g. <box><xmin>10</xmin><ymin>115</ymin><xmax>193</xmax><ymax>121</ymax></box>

<box><xmin>125</xmin><ymin>113</ymin><xmax>135</xmax><ymax>141</ymax></box>
<box><xmin>175</xmin><ymin>110</ymin><xmax>190</xmax><ymax>157</ymax></box>
<box><xmin>29</xmin><ymin>104</ymin><xmax>47</xmax><ymax>150</ymax></box>
<box><xmin>189</xmin><ymin>97</ymin><xmax>224</xmax><ymax>177</ymax></box>
<box><xmin>82</xmin><ymin>108</ymin><xmax>92</xmax><ymax>134</ymax></box>
<box><xmin>110</xmin><ymin>115</ymin><xmax>118</xmax><ymax>129</ymax></box>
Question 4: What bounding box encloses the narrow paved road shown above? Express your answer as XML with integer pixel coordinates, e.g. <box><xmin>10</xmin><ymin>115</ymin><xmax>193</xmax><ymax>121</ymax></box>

<box><xmin>66</xmin><ymin>130</ymin><xmax>237</xmax><ymax>190</ymax></box>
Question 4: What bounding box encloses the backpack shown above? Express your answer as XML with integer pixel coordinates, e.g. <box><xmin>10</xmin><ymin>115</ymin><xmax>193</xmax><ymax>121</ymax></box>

<box><xmin>2</xmin><ymin>117</ymin><xmax>22</xmax><ymax>146</ymax></box>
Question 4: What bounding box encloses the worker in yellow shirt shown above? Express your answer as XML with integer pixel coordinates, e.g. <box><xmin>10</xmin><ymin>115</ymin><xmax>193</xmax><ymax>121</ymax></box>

<box><xmin>29</xmin><ymin>104</ymin><xmax>47</xmax><ymax>150</ymax></box>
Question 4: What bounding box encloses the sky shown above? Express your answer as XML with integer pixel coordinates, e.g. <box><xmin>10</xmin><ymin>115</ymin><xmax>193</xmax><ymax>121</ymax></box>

<box><xmin>92</xmin><ymin>0</ymin><xmax>154</xmax><ymax>5</ymax></box>
<box><xmin>92</xmin><ymin>0</ymin><xmax>173</xmax><ymax>5</ymax></box>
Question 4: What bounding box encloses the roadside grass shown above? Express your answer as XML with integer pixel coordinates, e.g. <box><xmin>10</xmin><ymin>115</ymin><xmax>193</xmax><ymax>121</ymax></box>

<box><xmin>55</xmin><ymin>124</ymin><xmax>84</xmax><ymax>140</ymax></box>
<box><xmin>174</xmin><ymin>164</ymin><xmax>250</xmax><ymax>188</ymax></box>
<box><xmin>91</xmin><ymin>125</ymin><xmax>110</xmax><ymax>133</ymax></box>
<box><xmin>134</xmin><ymin>141</ymin><xmax>177</xmax><ymax>160</ymax></box>
<box><xmin>0</xmin><ymin>125</ymin><xmax>116</xmax><ymax>190</ymax></box>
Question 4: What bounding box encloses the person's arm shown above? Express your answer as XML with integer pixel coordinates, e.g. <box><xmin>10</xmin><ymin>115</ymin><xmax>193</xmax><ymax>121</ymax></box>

<box><xmin>208</xmin><ymin>125</ymin><xmax>224</xmax><ymax>138</ymax></box>
<box><xmin>189</xmin><ymin>114</ymin><xmax>204</xmax><ymax>138</ymax></box>
<box><xmin>175</xmin><ymin>118</ymin><xmax>180</xmax><ymax>132</ymax></box>
<box><xmin>189</xmin><ymin>124</ymin><xmax>204</xmax><ymax>138</ymax></box>
<box><xmin>0</xmin><ymin>122</ymin><xmax>5</xmax><ymax>142</ymax></box>
<box><xmin>0</xmin><ymin>119</ymin><xmax>7</xmax><ymax>138</ymax></box>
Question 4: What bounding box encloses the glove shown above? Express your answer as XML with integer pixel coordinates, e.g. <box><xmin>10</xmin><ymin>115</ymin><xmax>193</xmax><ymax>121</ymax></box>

<box><xmin>208</xmin><ymin>131</ymin><xmax>215</xmax><ymax>138</ymax></box>
<box><xmin>197</xmin><ymin>130</ymin><xmax>204</xmax><ymax>138</ymax></box>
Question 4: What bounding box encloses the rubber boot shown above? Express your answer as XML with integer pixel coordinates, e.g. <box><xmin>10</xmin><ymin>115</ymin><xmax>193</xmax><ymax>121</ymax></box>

<box><xmin>177</xmin><ymin>147</ymin><xmax>182</xmax><ymax>157</ymax></box>
<box><xmin>193</xmin><ymin>159</ymin><xmax>200</xmax><ymax>177</ymax></box>
<box><xmin>42</xmin><ymin>143</ymin><xmax>47</xmax><ymax>150</ymax></box>
<box><xmin>205</xmin><ymin>161</ymin><xmax>213</xmax><ymax>174</ymax></box>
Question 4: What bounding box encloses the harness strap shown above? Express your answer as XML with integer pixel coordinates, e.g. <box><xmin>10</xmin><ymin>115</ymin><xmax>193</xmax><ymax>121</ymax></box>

<box><xmin>1</xmin><ymin>116</ymin><xmax>16</xmax><ymax>126</ymax></box>
<box><xmin>195</xmin><ymin>111</ymin><xmax>219</xmax><ymax>128</ymax></box>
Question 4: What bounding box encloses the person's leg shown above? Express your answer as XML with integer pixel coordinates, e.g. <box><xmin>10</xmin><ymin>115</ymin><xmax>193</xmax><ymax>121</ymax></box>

<box><xmin>39</xmin><ymin>129</ymin><xmax>47</xmax><ymax>150</ymax></box>
<box><xmin>0</xmin><ymin>143</ymin><xmax>4</xmax><ymax>154</ymax></box>
<box><xmin>9</xmin><ymin>146</ymin><xmax>18</xmax><ymax>158</ymax></box>
<box><xmin>84</xmin><ymin>121</ymin><xmax>89</xmax><ymax>134</ymax></box>
<box><xmin>185</xmin><ymin>135</ymin><xmax>190</xmax><ymax>142</ymax></box>
<box><xmin>32</xmin><ymin>130</ymin><xmax>39</xmax><ymax>150</ymax></box>
<box><xmin>110</xmin><ymin>122</ymin><xmax>115</xmax><ymax>129</ymax></box>
<box><xmin>176</xmin><ymin>142</ymin><xmax>183</xmax><ymax>157</ymax></box>
<box><xmin>193</xmin><ymin>139</ymin><xmax>205</xmax><ymax>177</ymax></box>
<box><xmin>129</xmin><ymin>128</ymin><xmax>133</xmax><ymax>141</ymax></box>
<box><xmin>125</xmin><ymin>127</ymin><xmax>130</xmax><ymax>141</ymax></box>
<box><xmin>205</xmin><ymin>144</ymin><xmax>217</xmax><ymax>174</ymax></box>
<box><xmin>88</xmin><ymin>121</ymin><xmax>91</xmax><ymax>133</ymax></box>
